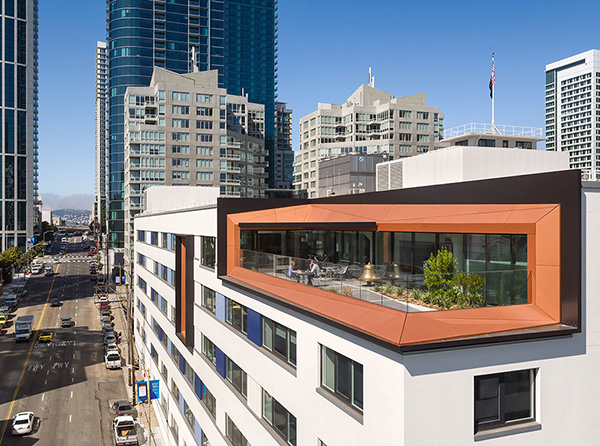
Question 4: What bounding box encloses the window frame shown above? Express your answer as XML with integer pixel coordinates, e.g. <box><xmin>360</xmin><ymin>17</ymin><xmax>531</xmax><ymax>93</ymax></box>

<box><xmin>320</xmin><ymin>345</ymin><xmax>363</xmax><ymax>412</ymax></box>
<box><xmin>262</xmin><ymin>317</ymin><xmax>297</xmax><ymax>368</ymax></box>
<box><xmin>262</xmin><ymin>389</ymin><xmax>297</xmax><ymax>446</ymax></box>
<box><xmin>201</xmin><ymin>236</ymin><xmax>216</xmax><ymax>269</ymax></box>
<box><xmin>225</xmin><ymin>356</ymin><xmax>247</xmax><ymax>399</ymax></box>
<box><xmin>474</xmin><ymin>368</ymin><xmax>536</xmax><ymax>433</ymax></box>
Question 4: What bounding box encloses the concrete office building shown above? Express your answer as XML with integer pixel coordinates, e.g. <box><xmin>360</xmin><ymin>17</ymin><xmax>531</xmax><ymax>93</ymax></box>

<box><xmin>294</xmin><ymin>80</ymin><xmax>444</xmax><ymax>198</ymax></box>
<box><xmin>107</xmin><ymin>0</ymin><xmax>280</xmax><ymax>249</ymax></box>
<box><xmin>273</xmin><ymin>102</ymin><xmax>294</xmax><ymax>190</ymax></box>
<box><xmin>545</xmin><ymin>49</ymin><xmax>600</xmax><ymax>179</ymax></box>
<box><xmin>133</xmin><ymin>160</ymin><xmax>600</xmax><ymax>446</ymax></box>
<box><xmin>94</xmin><ymin>41</ymin><xmax>108</xmax><ymax>228</ymax></box>
<box><xmin>123</xmin><ymin>68</ymin><xmax>267</xmax><ymax>261</ymax></box>
<box><xmin>0</xmin><ymin>0</ymin><xmax>39</xmax><ymax>251</ymax></box>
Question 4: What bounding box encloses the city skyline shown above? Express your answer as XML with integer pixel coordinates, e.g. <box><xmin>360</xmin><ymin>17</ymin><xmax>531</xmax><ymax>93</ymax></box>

<box><xmin>37</xmin><ymin>0</ymin><xmax>599</xmax><ymax>197</ymax></box>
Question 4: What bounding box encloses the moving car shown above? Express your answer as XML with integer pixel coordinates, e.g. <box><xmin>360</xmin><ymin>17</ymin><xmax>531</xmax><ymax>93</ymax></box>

<box><xmin>61</xmin><ymin>317</ymin><xmax>72</xmax><ymax>327</ymax></box>
<box><xmin>97</xmin><ymin>277</ymin><xmax>106</xmax><ymax>286</ymax></box>
<box><xmin>50</xmin><ymin>298</ymin><xmax>61</xmax><ymax>307</ymax></box>
<box><xmin>38</xmin><ymin>331</ymin><xmax>53</xmax><ymax>342</ymax></box>
<box><xmin>31</xmin><ymin>264</ymin><xmax>42</xmax><ymax>274</ymax></box>
<box><xmin>45</xmin><ymin>267</ymin><xmax>53</xmax><ymax>276</ymax></box>
<box><xmin>14</xmin><ymin>287</ymin><xmax>27</xmax><ymax>298</ymax></box>
<box><xmin>112</xmin><ymin>401</ymin><xmax>133</xmax><ymax>417</ymax></box>
<box><xmin>90</xmin><ymin>273</ymin><xmax>97</xmax><ymax>281</ymax></box>
<box><xmin>12</xmin><ymin>412</ymin><xmax>35</xmax><ymax>435</ymax></box>
<box><xmin>53</xmin><ymin>257</ymin><xmax>59</xmax><ymax>264</ymax></box>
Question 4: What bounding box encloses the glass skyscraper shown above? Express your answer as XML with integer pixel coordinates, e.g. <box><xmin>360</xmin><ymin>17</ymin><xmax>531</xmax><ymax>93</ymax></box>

<box><xmin>107</xmin><ymin>0</ymin><xmax>277</xmax><ymax>247</ymax></box>
<box><xmin>1</xmin><ymin>0</ymin><xmax>39</xmax><ymax>251</ymax></box>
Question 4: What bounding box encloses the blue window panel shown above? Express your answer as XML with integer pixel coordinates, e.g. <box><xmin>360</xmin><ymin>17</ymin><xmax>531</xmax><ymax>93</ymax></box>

<box><xmin>215</xmin><ymin>293</ymin><xmax>225</xmax><ymax>322</ymax></box>
<box><xmin>194</xmin><ymin>420</ymin><xmax>203</xmax><ymax>446</ymax></box>
<box><xmin>158</xmin><ymin>326</ymin><xmax>163</xmax><ymax>342</ymax></box>
<box><xmin>179</xmin><ymin>393</ymin><xmax>185</xmax><ymax>414</ymax></box>
<box><xmin>151</xmin><ymin>315</ymin><xmax>155</xmax><ymax>330</ymax></box>
<box><xmin>215</xmin><ymin>347</ymin><xmax>226</xmax><ymax>378</ymax></box>
<box><xmin>168</xmin><ymin>338</ymin><xmax>173</xmax><ymax>356</ymax></box>
<box><xmin>246</xmin><ymin>308</ymin><xmax>262</xmax><ymax>347</ymax></box>
<box><xmin>150</xmin><ymin>232</ymin><xmax>155</xmax><ymax>244</ymax></box>
<box><xmin>167</xmin><ymin>233</ymin><xmax>173</xmax><ymax>250</ymax></box>
<box><xmin>151</xmin><ymin>344</ymin><xmax>156</xmax><ymax>358</ymax></box>
<box><xmin>179</xmin><ymin>354</ymin><xmax>186</xmax><ymax>374</ymax></box>
<box><xmin>167</xmin><ymin>268</ymin><xmax>174</xmax><ymax>286</ymax></box>
<box><xmin>194</xmin><ymin>373</ymin><xmax>203</xmax><ymax>400</ymax></box>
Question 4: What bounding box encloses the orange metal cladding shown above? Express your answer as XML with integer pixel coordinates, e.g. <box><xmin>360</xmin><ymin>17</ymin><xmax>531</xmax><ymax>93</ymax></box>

<box><xmin>226</xmin><ymin>203</ymin><xmax>561</xmax><ymax>346</ymax></box>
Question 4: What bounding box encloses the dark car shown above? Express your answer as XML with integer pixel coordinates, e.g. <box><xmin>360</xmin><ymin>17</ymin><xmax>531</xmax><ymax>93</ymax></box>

<box><xmin>50</xmin><ymin>298</ymin><xmax>61</xmax><ymax>307</ymax></box>
<box><xmin>90</xmin><ymin>274</ymin><xmax>97</xmax><ymax>281</ymax></box>
<box><xmin>112</xmin><ymin>401</ymin><xmax>133</xmax><ymax>417</ymax></box>
<box><xmin>14</xmin><ymin>288</ymin><xmax>27</xmax><ymax>298</ymax></box>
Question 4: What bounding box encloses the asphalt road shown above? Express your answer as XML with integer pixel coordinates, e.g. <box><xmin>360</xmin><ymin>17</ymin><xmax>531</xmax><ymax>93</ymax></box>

<box><xmin>0</xmin><ymin>235</ymin><xmax>131</xmax><ymax>445</ymax></box>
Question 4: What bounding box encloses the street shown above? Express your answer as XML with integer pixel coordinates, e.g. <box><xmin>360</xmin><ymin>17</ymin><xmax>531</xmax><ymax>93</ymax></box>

<box><xmin>0</xmin><ymin>235</ymin><xmax>133</xmax><ymax>445</ymax></box>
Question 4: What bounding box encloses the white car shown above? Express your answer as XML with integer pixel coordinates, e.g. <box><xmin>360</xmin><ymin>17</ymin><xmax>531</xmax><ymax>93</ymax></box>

<box><xmin>98</xmin><ymin>296</ymin><xmax>108</xmax><ymax>303</ymax></box>
<box><xmin>12</xmin><ymin>412</ymin><xmax>34</xmax><ymax>435</ymax></box>
<box><xmin>53</xmin><ymin>257</ymin><xmax>59</xmax><ymax>264</ymax></box>
<box><xmin>105</xmin><ymin>342</ymin><xmax>119</xmax><ymax>354</ymax></box>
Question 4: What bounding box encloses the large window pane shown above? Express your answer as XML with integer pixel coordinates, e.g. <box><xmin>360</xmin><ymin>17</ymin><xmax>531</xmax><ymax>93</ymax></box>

<box><xmin>504</xmin><ymin>370</ymin><xmax>533</xmax><ymax>422</ymax></box>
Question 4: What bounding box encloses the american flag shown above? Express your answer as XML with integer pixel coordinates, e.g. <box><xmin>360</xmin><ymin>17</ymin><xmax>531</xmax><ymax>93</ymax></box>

<box><xmin>489</xmin><ymin>53</ymin><xmax>495</xmax><ymax>99</ymax></box>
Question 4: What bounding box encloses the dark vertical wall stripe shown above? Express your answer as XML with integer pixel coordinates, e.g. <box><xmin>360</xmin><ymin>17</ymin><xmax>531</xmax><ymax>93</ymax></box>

<box><xmin>246</xmin><ymin>308</ymin><xmax>262</xmax><ymax>347</ymax></box>
<box><xmin>215</xmin><ymin>347</ymin><xmax>226</xmax><ymax>378</ymax></box>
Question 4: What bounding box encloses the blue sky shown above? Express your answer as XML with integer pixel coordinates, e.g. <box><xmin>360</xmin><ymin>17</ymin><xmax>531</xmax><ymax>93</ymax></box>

<box><xmin>39</xmin><ymin>0</ymin><xmax>599</xmax><ymax>198</ymax></box>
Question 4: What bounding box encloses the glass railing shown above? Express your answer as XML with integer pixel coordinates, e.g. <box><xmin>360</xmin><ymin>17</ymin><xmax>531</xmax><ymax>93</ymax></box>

<box><xmin>240</xmin><ymin>250</ymin><xmax>530</xmax><ymax>313</ymax></box>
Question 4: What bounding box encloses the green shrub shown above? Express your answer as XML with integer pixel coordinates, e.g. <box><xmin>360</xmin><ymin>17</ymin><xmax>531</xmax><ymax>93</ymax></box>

<box><xmin>373</xmin><ymin>284</ymin><xmax>383</xmax><ymax>293</ymax></box>
<box><xmin>384</xmin><ymin>281</ymin><xmax>394</xmax><ymax>294</ymax></box>
<box><xmin>396</xmin><ymin>286</ymin><xmax>406</xmax><ymax>298</ymax></box>
<box><xmin>424</xmin><ymin>247</ymin><xmax>459</xmax><ymax>308</ymax></box>
<box><xmin>454</xmin><ymin>272</ymin><xmax>486</xmax><ymax>308</ymax></box>
<box><xmin>342</xmin><ymin>286</ymin><xmax>353</xmax><ymax>297</ymax></box>
<box><xmin>327</xmin><ymin>286</ymin><xmax>339</xmax><ymax>294</ymax></box>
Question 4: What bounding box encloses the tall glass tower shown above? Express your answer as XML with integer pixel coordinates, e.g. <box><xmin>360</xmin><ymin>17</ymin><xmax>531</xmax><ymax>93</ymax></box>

<box><xmin>1</xmin><ymin>0</ymin><xmax>39</xmax><ymax>251</ymax></box>
<box><xmin>107</xmin><ymin>0</ymin><xmax>277</xmax><ymax>248</ymax></box>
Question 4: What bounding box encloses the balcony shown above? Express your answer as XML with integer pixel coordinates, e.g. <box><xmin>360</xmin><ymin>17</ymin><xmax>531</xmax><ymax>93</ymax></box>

<box><xmin>240</xmin><ymin>249</ymin><xmax>529</xmax><ymax>313</ymax></box>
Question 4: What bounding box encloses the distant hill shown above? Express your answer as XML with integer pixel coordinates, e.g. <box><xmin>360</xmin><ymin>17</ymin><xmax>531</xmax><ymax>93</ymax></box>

<box><xmin>53</xmin><ymin>209</ymin><xmax>91</xmax><ymax>217</ymax></box>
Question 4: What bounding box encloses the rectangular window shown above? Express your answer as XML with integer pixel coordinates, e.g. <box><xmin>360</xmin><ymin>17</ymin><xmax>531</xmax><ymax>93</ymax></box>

<box><xmin>201</xmin><ymin>334</ymin><xmax>216</xmax><ymax>366</ymax></box>
<box><xmin>226</xmin><ymin>414</ymin><xmax>247</xmax><ymax>446</ymax></box>
<box><xmin>171</xmin><ymin>118</ymin><xmax>189</xmax><ymax>128</ymax></box>
<box><xmin>225</xmin><ymin>298</ymin><xmax>247</xmax><ymax>334</ymax></box>
<box><xmin>197</xmin><ymin>172</ymin><xmax>213</xmax><ymax>181</ymax></box>
<box><xmin>196</xmin><ymin>146</ymin><xmax>213</xmax><ymax>155</ymax></box>
<box><xmin>474</xmin><ymin>369</ymin><xmax>536</xmax><ymax>433</ymax></box>
<box><xmin>201</xmin><ymin>286</ymin><xmax>216</xmax><ymax>313</ymax></box>
<box><xmin>202</xmin><ymin>385</ymin><xmax>217</xmax><ymax>418</ymax></box>
<box><xmin>172</xmin><ymin>132</ymin><xmax>190</xmax><ymax>141</ymax></box>
<box><xmin>197</xmin><ymin>94</ymin><xmax>213</xmax><ymax>103</ymax></box>
<box><xmin>172</xmin><ymin>145</ymin><xmax>189</xmax><ymax>154</ymax></box>
<box><xmin>320</xmin><ymin>345</ymin><xmax>363</xmax><ymax>411</ymax></box>
<box><xmin>172</xmin><ymin>91</ymin><xmax>190</xmax><ymax>101</ymax></box>
<box><xmin>196</xmin><ymin>107</ymin><xmax>213</xmax><ymax>116</ymax></box>
<box><xmin>262</xmin><ymin>390</ymin><xmax>297</xmax><ymax>446</ymax></box>
<box><xmin>201</xmin><ymin>236</ymin><xmax>216</xmax><ymax>268</ymax></box>
<box><xmin>225</xmin><ymin>357</ymin><xmax>247</xmax><ymax>398</ymax></box>
<box><xmin>172</xmin><ymin>158</ymin><xmax>190</xmax><ymax>167</ymax></box>
<box><xmin>196</xmin><ymin>159</ymin><xmax>213</xmax><ymax>168</ymax></box>
<box><xmin>172</xmin><ymin>171</ymin><xmax>190</xmax><ymax>180</ymax></box>
<box><xmin>172</xmin><ymin>105</ymin><xmax>189</xmax><ymax>114</ymax></box>
<box><xmin>196</xmin><ymin>134</ymin><xmax>213</xmax><ymax>142</ymax></box>
<box><xmin>196</xmin><ymin>120</ymin><xmax>213</xmax><ymax>129</ymax></box>
<box><xmin>262</xmin><ymin>317</ymin><xmax>297</xmax><ymax>367</ymax></box>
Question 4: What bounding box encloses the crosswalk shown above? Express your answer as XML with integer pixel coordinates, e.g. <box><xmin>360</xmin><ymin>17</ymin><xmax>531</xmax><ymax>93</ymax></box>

<box><xmin>55</xmin><ymin>255</ymin><xmax>95</xmax><ymax>263</ymax></box>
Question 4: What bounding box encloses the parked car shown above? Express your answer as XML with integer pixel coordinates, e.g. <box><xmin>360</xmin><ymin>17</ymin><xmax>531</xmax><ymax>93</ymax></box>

<box><xmin>104</xmin><ymin>333</ymin><xmax>117</xmax><ymax>345</ymax></box>
<box><xmin>112</xmin><ymin>401</ymin><xmax>133</xmax><ymax>417</ymax></box>
<box><xmin>11</xmin><ymin>412</ymin><xmax>35</xmax><ymax>435</ymax></box>
<box><xmin>0</xmin><ymin>314</ymin><xmax>7</xmax><ymax>329</ymax></box>
<box><xmin>0</xmin><ymin>305</ymin><xmax>11</xmax><ymax>316</ymax></box>
<box><xmin>38</xmin><ymin>331</ymin><xmax>53</xmax><ymax>342</ymax></box>
<box><xmin>113</xmin><ymin>416</ymin><xmax>138</xmax><ymax>446</ymax></box>
<box><xmin>98</xmin><ymin>295</ymin><xmax>109</xmax><ymax>303</ymax></box>
<box><xmin>105</xmin><ymin>351</ymin><xmax>122</xmax><ymax>369</ymax></box>
<box><xmin>61</xmin><ymin>317</ymin><xmax>72</xmax><ymax>328</ymax></box>
<box><xmin>14</xmin><ymin>287</ymin><xmax>27</xmax><ymax>298</ymax></box>
<box><xmin>105</xmin><ymin>342</ymin><xmax>119</xmax><ymax>354</ymax></box>
<box><xmin>100</xmin><ymin>308</ymin><xmax>112</xmax><ymax>318</ymax></box>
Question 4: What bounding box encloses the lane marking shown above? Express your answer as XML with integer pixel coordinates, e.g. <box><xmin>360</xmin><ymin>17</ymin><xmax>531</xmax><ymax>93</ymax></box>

<box><xmin>0</xmin><ymin>265</ymin><xmax>59</xmax><ymax>445</ymax></box>
<box><xmin>41</xmin><ymin>393</ymin><xmax>44</xmax><ymax>402</ymax></box>
<box><xmin>71</xmin><ymin>368</ymin><xmax>75</xmax><ymax>374</ymax></box>
<box><xmin>44</xmin><ymin>380</ymin><xmax>47</xmax><ymax>385</ymax></box>
<box><xmin>69</xmin><ymin>415</ymin><xmax>72</xmax><ymax>423</ymax></box>
<box><xmin>70</xmin><ymin>391</ymin><xmax>73</xmax><ymax>398</ymax></box>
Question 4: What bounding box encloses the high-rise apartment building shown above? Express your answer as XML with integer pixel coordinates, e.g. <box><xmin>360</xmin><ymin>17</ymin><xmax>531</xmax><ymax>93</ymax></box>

<box><xmin>545</xmin><ymin>49</ymin><xmax>600</xmax><ymax>179</ymax></box>
<box><xmin>107</xmin><ymin>0</ymin><xmax>278</xmax><ymax>248</ymax></box>
<box><xmin>94</xmin><ymin>41</ymin><xmax>108</xmax><ymax>228</ymax></box>
<box><xmin>123</xmin><ymin>68</ymin><xmax>267</xmax><ymax>259</ymax></box>
<box><xmin>0</xmin><ymin>0</ymin><xmax>39</xmax><ymax>251</ymax></box>
<box><xmin>273</xmin><ymin>101</ymin><xmax>293</xmax><ymax>189</ymax></box>
<box><xmin>294</xmin><ymin>82</ymin><xmax>444</xmax><ymax>198</ymax></box>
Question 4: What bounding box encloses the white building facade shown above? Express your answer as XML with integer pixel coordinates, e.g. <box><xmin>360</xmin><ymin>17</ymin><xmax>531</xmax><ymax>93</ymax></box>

<box><xmin>545</xmin><ymin>49</ymin><xmax>600</xmax><ymax>179</ymax></box>
<box><xmin>94</xmin><ymin>41</ymin><xmax>108</xmax><ymax>227</ymax></box>
<box><xmin>133</xmin><ymin>164</ymin><xmax>598</xmax><ymax>446</ymax></box>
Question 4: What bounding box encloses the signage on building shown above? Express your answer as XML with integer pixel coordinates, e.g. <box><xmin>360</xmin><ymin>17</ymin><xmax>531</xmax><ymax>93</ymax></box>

<box><xmin>137</xmin><ymin>381</ymin><xmax>148</xmax><ymax>402</ymax></box>
<box><xmin>150</xmin><ymin>380</ymin><xmax>159</xmax><ymax>400</ymax></box>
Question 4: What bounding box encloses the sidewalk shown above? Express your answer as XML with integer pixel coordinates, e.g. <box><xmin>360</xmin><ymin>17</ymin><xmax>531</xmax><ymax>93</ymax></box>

<box><xmin>114</xmin><ymin>292</ymin><xmax>166</xmax><ymax>446</ymax></box>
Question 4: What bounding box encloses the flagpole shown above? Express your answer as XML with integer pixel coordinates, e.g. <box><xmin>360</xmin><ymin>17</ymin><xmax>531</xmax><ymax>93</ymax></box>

<box><xmin>491</xmin><ymin>53</ymin><xmax>496</xmax><ymax>134</ymax></box>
